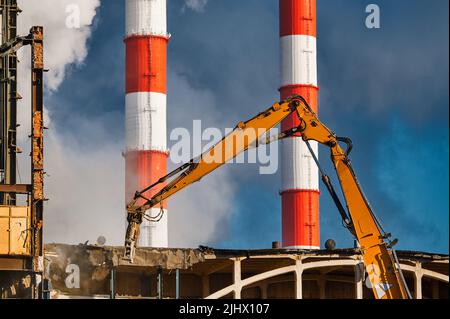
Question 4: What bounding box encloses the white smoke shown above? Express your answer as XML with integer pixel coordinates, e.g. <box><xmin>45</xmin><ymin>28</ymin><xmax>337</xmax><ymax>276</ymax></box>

<box><xmin>13</xmin><ymin>0</ymin><xmax>236</xmax><ymax>247</ymax></box>
<box><xmin>167</xmin><ymin>72</ymin><xmax>237</xmax><ymax>247</ymax></box>
<box><xmin>43</xmin><ymin>119</ymin><xmax>125</xmax><ymax>245</ymax></box>
<box><xmin>183</xmin><ymin>0</ymin><xmax>208</xmax><ymax>13</ymax></box>
<box><xmin>16</xmin><ymin>0</ymin><xmax>101</xmax><ymax>142</ymax></box>
<box><xmin>14</xmin><ymin>0</ymin><xmax>113</xmax><ymax>245</ymax></box>
<box><xmin>17</xmin><ymin>0</ymin><xmax>100</xmax><ymax>91</ymax></box>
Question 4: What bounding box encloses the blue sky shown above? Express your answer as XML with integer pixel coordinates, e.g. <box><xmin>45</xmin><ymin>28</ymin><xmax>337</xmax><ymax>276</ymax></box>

<box><xmin>45</xmin><ymin>0</ymin><xmax>449</xmax><ymax>253</ymax></box>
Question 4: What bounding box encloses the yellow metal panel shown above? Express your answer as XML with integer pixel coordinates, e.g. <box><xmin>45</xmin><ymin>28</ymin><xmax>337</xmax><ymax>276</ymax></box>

<box><xmin>11</xmin><ymin>206</ymin><xmax>29</xmax><ymax>217</ymax></box>
<box><xmin>0</xmin><ymin>206</ymin><xmax>10</xmax><ymax>217</ymax></box>
<box><xmin>9</xmin><ymin>217</ymin><xmax>30</xmax><ymax>255</ymax></box>
<box><xmin>0</xmin><ymin>206</ymin><xmax>31</xmax><ymax>256</ymax></box>
<box><xmin>0</xmin><ymin>217</ymin><xmax>10</xmax><ymax>254</ymax></box>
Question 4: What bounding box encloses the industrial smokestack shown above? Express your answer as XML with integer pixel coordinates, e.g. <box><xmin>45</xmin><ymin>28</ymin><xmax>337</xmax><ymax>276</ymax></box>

<box><xmin>279</xmin><ymin>0</ymin><xmax>320</xmax><ymax>249</ymax></box>
<box><xmin>124</xmin><ymin>0</ymin><xmax>169</xmax><ymax>247</ymax></box>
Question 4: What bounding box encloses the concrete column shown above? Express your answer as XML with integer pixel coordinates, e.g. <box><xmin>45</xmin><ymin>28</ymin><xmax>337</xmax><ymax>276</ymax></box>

<box><xmin>414</xmin><ymin>262</ymin><xmax>423</xmax><ymax>299</ymax></box>
<box><xmin>157</xmin><ymin>267</ymin><xmax>163</xmax><ymax>299</ymax></box>
<box><xmin>175</xmin><ymin>269</ymin><xmax>180</xmax><ymax>299</ymax></box>
<box><xmin>295</xmin><ymin>259</ymin><xmax>303</xmax><ymax>299</ymax></box>
<box><xmin>202</xmin><ymin>275</ymin><xmax>210</xmax><ymax>298</ymax></box>
<box><xmin>354</xmin><ymin>262</ymin><xmax>364</xmax><ymax>299</ymax></box>
<box><xmin>260</xmin><ymin>283</ymin><xmax>268</xmax><ymax>299</ymax></box>
<box><xmin>432</xmin><ymin>281</ymin><xmax>439</xmax><ymax>299</ymax></box>
<box><xmin>110</xmin><ymin>268</ymin><xmax>116</xmax><ymax>299</ymax></box>
<box><xmin>233</xmin><ymin>258</ymin><xmax>242</xmax><ymax>299</ymax></box>
<box><xmin>318</xmin><ymin>275</ymin><xmax>326</xmax><ymax>299</ymax></box>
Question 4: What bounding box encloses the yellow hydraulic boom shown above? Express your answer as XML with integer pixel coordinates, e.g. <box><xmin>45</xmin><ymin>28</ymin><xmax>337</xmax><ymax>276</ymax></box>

<box><xmin>124</xmin><ymin>95</ymin><xmax>411</xmax><ymax>299</ymax></box>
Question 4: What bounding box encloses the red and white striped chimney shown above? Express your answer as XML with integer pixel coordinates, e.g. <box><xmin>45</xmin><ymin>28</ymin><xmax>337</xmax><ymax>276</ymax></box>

<box><xmin>125</xmin><ymin>0</ymin><xmax>169</xmax><ymax>247</ymax></box>
<box><xmin>279</xmin><ymin>0</ymin><xmax>320</xmax><ymax>249</ymax></box>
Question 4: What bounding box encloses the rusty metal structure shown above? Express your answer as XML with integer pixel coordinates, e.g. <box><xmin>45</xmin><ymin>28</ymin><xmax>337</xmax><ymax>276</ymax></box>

<box><xmin>0</xmin><ymin>0</ymin><xmax>45</xmax><ymax>299</ymax></box>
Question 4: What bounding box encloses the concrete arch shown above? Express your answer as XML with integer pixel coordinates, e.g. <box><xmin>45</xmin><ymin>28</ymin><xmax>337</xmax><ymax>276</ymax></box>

<box><xmin>206</xmin><ymin>259</ymin><xmax>360</xmax><ymax>299</ymax></box>
<box><xmin>400</xmin><ymin>264</ymin><xmax>449</xmax><ymax>283</ymax></box>
<box><xmin>205</xmin><ymin>258</ymin><xmax>449</xmax><ymax>299</ymax></box>
<box><xmin>205</xmin><ymin>265</ymin><xmax>297</xmax><ymax>299</ymax></box>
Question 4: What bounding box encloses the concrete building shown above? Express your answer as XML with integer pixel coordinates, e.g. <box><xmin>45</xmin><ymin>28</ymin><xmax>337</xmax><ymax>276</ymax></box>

<box><xmin>31</xmin><ymin>244</ymin><xmax>448</xmax><ymax>299</ymax></box>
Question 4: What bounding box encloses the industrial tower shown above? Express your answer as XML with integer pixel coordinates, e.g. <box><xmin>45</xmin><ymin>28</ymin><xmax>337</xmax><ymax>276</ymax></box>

<box><xmin>280</xmin><ymin>0</ymin><xmax>320</xmax><ymax>249</ymax></box>
<box><xmin>125</xmin><ymin>0</ymin><xmax>169</xmax><ymax>247</ymax></box>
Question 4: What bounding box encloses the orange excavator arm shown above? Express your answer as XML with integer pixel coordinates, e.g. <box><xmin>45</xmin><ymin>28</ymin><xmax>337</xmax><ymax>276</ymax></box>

<box><xmin>123</xmin><ymin>95</ymin><xmax>411</xmax><ymax>299</ymax></box>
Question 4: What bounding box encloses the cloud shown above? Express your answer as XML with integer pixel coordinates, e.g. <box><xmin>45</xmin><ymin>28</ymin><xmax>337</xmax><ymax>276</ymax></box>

<box><xmin>167</xmin><ymin>71</ymin><xmax>238</xmax><ymax>247</ymax></box>
<box><xmin>182</xmin><ymin>0</ymin><xmax>209</xmax><ymax>13</ymax></box>
<box><xmin>16</xmin><ymin>0</ymin><xmax>101</xmax><ymax>145</ymax></box>
<box><xmin>14</xmin><ymin>0</ymin><xmax>108</xmax><ymax>244</ymax></box>
<box><xmin>168</xmin><ymin>167</ymin><xmax>236</xmax><ymax>247</ymax></box>
<box><xmin>314</xmin><ymin>1</ymin><xmax>449</xmax><ymax>252</ymax></box>
<box><xmin>13</xmin><ymin>0</ymin><xmax>238</xmax><ymax>248</ymax></box>
<box><xmin>317</xmin><ymin>0</ymin><xmax>449</xmax><ymax>123</ymax></box>
<box><xmin>17</xmin><ymin>0</ymin><xmax>100</xmax><ymax>91</ymax></box>
<box><xmin>11</xmin><ymin>0</ymin><xmax>447</xmax><ymax>253</ymax></box>
<box><xmin>373</xmin><ymin>118</ymin><xmax>449</xmax><ymax>252</ymax></box>
<box><xmin>44</xmin><ymin>116</ymin><xmax>125</xmax><ymax>245</ymax></box>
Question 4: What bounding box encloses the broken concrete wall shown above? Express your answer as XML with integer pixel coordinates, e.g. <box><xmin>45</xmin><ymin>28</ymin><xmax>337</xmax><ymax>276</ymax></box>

<box><xmin>44</xmin><ymin>243</ymin><xmax>207</xmax><ymax>297</ymax></box>
<box><xmin>43</xmin><ymin>244</ymin><xmax>449</xmax><ymax>299</ymax></box>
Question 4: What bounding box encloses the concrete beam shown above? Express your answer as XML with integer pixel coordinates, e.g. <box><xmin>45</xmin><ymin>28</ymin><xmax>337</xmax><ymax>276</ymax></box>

<box><xmin>201</xmin><ymin>260</ymin><xmax>233</xmax><ymax>276</ymax></box>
